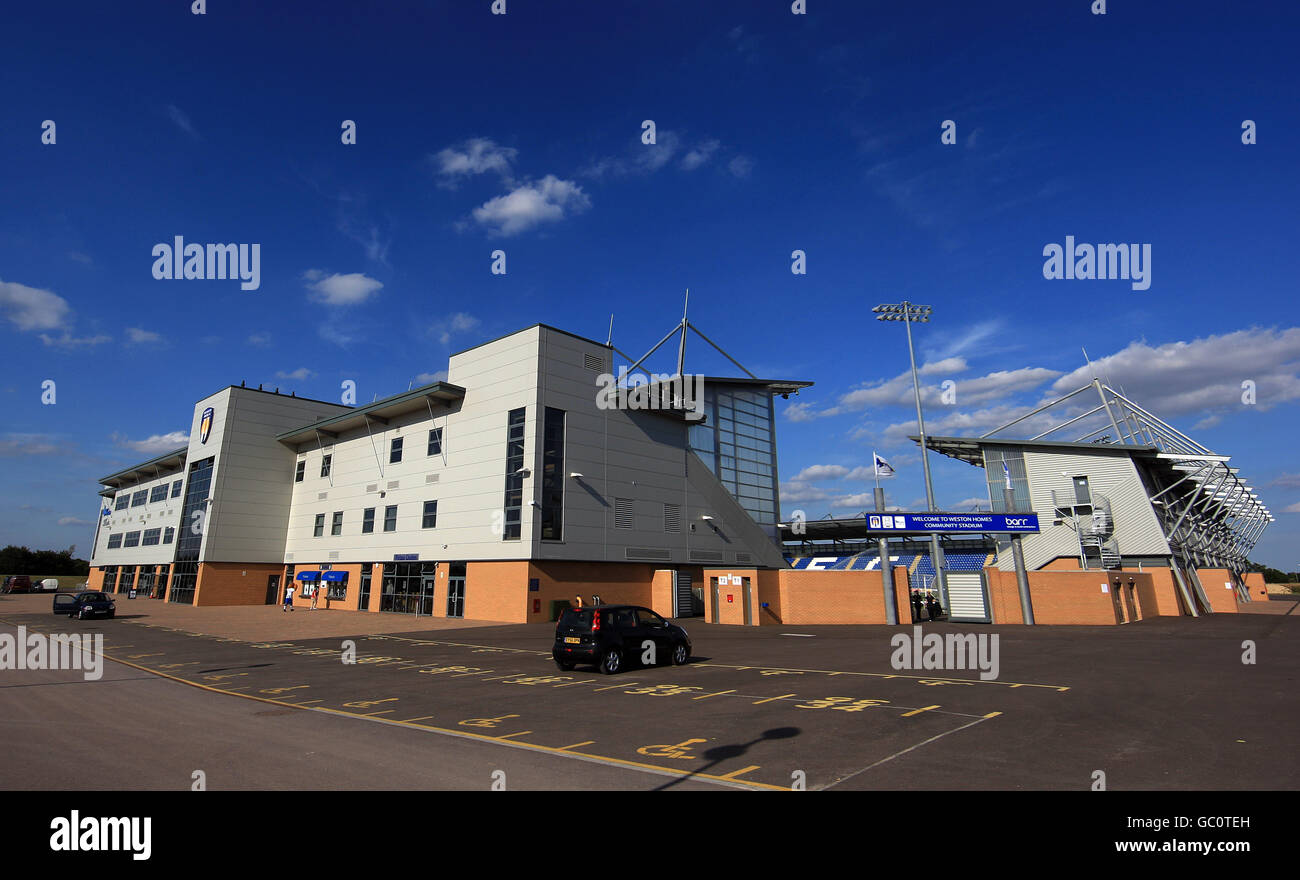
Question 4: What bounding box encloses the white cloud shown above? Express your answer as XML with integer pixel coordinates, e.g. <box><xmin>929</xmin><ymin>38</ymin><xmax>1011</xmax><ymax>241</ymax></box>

<box><xmin>247</xmin><ymin>332</ymin><xmax>272</xmax><ymax>346</ymax></box>
<box><xmin>416</xmin><ymin>370</ymin><xmax>449</xmax><ymax>385</ymax></box>
<box><xmin>1283</xmin><ymin>501</ymin><xmax>1300</xmax><ymax>514</ymax></box>
<box><xmin>680</xmin><ymin>139</ymin><xmax>721</xmax><ymax>171</ymax></box>
<box><xmin>792</xmin><ymin>464</ymin><xmax>850</xmax><ymax>481</ymax></box>
<box><xmin>126</xmin><ymin>327</ymin><xmax>162</xmax><ymax>345</ymax></box>
<box><xmin>0</xmin><ymin>433</ymin><xmax>64</xmax><ymax>456</ymax></box>
<box><xmin>948</xmin><ymin>497</ymin><xmax>990</xmax><ymax>510</ymax></box>
<box><xmin>830</xmin><ymin>493</ymin><xmax>875</xmax><ymax>509</ymax></box>
<box><xmin>304</xmin><ymin>271</ymin><xmax>384</xmax><ymax>306</ymax></box>
<box><xmin>0</xmin><ymin>279</ymin><xmax>71</xmax><ymax>331</ymax></box>
<box><xmin>114</xmin><ymin>431</ymin><xmax>189</xmax><ymax>455</ymax></box>
<box><xmin>470</xmin><ymin>175</ymin><xmax>591</xmax><ymax>236</ymax></box>
<box><xmin>276</xmin><ymin>367</ymin><xmax>314</xmax><ymax>381</ymax></box>
<box><xmin>779</xmin><ymin>481</ymin><xmax>832</xmax><ymax>503</ymax></box>
<box><xmin>166</xmin><ymin>104</ymin><xmax>198</xmax><ymax>138</ymax></box>
<box><xmin>1268</xmin><ymin>474</ymin><xmax>1300</xmax><ymax>489</ymax></box>
<box><xmin>39</xmin><ymin>331</ymin><xmax>110</xmax><ymax>348</ymax></box>
<box><xmin>433</xmin><ymin>138</ymin><xmax>517</xmax><ymax>185</ymax></box>
<box><xmin>58</xmin><ymin>516</ymin><xmax>91</xmax><ymax>526</ymax></box>
<box><xmin>432</xmin><ymin>313</ymin><xmax>480</xmax><ymax>346</ymax></box>
<box><xmin>727</xmin><ymin>155</ymin><xmax>755</xmax><ymax>178</ymax></box>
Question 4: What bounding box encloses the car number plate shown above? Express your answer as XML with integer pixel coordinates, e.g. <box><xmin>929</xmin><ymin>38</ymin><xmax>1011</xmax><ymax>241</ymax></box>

<box><xmin>564</xmin><ymin>637</ymin><xmax>580</xmax><ymax>644</ymax></box>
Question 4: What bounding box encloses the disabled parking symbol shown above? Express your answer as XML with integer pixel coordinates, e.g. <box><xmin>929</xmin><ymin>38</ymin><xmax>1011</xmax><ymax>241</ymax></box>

<box><xmin>636</xmin><ymin>738</ymin><xmax>707</xmax><ymax>760</ymax></box>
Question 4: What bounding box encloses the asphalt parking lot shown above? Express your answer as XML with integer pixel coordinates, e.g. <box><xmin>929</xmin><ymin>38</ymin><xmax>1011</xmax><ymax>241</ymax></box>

<box><xmin>2</xmin><ymin>594</ymin><xmax>1297</xmax><ymax>790</ymax></box>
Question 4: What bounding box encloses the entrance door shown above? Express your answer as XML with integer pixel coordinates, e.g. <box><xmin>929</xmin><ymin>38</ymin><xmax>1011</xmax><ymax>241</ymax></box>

<box><xmin>446</xmin><ymin>562</ymin><xmax>466</xmax><ymax>618</ymax></box>
<box><xmin>709</xmin><ymin>577</ymin><xmax>720</xmax><ymax>622</ymax></box>
<box><xmin>420</xmin><ymin>576</ymin><xmax>437</xmax><ymax>616</ymax></box>
<box><xmin>266</xmin><ymin>575</ymin><xmax>280</xmax><ymax>605</ymax></box>
<box><xmin>741</xmin><ymin>577</ymin><xmax>753</xmax><ymax>625</ymax></box>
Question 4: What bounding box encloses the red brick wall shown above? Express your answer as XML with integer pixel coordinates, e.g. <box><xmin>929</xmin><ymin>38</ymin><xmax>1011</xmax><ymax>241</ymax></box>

<box><xmin>526</xmin><ymin>561</ymin><xmax>678</xmax><ymax>623</ymax></box>
<box><xmin>986</xmin><ymin>568</ymin><xmax>1157</xmax><ymax>625</ymax></box>
<box><xmin>1197</xmin><ymin>568</ymin><xmax>1240</xmax><ymax>614</ymax></box>
<box><xmin>194</xmin><ymin>562</ymin><xmax>284</xmax><ymax>606</ymax></box>
<box><xmin>1243</xmin><ymin>572</ymin><xmax>1268</xmax><ymax>602</ymax></box>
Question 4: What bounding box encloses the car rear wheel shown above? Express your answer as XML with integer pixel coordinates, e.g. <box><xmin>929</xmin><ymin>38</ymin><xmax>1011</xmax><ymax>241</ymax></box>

<box><xmin>554</xmin><ymin>658</ymin><xmax>574</xmax><ymax>671</ymax></box>
<box><xmin>671</xmin><ymin>642</ymin><xmax>690</xmax><ymax>666</ymax></box>
<box><xmin>599</xmin><ymin>648</ymin><xmax>622</xmax><ymax>675</ymax></box>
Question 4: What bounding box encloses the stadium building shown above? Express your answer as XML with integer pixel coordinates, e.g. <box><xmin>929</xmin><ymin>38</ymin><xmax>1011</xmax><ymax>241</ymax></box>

<box><xmin>87</xmin><ymin>323</ymin><xmax>809</xmax><ymax>622</ymax></box>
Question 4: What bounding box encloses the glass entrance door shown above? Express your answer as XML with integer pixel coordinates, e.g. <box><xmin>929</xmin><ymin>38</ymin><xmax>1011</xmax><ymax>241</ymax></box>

<box><xmin>420</xmin><ymin>576</ymin><xmax>436</xmax><ymax>616</ymax></box>
<box><xmin>446</xmin><ymin>562</ymin><xmax>466</xmax><ymax>618</ymax></box>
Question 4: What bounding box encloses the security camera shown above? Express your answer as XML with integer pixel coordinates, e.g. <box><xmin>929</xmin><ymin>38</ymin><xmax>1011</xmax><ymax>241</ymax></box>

<box><xmin>701</xmin><ymin>515</ymin><xmax>714</xmax><ymax>521</ymax></box>
<box><xmin>515</xmin><ymin>467</ymin><xmax>530</xmax><ymax>476</ymax></box>
<box><xmin>569</xmin><ymin>472</ymin><xmax>583</xmax><ymax>479</ymax></box>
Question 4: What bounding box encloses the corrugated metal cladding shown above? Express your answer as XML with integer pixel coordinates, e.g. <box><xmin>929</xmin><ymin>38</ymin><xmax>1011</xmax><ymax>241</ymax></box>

<box><xmin>1002</xmin><ymin>447</ymin><xmax>1171</xmax><ymax>571</ymax></box>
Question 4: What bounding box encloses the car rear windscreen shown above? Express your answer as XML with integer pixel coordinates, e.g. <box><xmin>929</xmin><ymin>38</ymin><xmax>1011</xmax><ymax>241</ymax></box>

<box><xmin>559</xmin><ymin>608</ymin><xmax>595</xmax><ymax>628</ymax></box>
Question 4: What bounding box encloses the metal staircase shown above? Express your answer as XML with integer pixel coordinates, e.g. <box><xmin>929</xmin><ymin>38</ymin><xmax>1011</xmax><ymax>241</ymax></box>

<box><xmin>1053</xmin><ymin>489</ymin><xmax>1121</xmax><ymax>570</ymax></box>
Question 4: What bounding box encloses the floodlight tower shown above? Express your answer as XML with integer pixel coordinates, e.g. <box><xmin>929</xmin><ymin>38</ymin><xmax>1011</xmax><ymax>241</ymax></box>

<box><xmin>874</xmin><ymin>301</ymin><xmax>947</xmax><ymax>610</ymax></box>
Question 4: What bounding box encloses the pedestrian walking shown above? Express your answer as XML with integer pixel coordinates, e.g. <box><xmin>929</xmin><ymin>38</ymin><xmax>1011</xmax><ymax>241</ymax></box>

<box><xmin>310</xmin><ymin>583</ymin><xmax>319</xmax><ymax>611</ymax></box>
<box><xmin>283</xmin><ymin>583</ymin><xmax>295</xmax><ymax>612</ymax></box>
<box><xmin>910</xmin><ymin>591</ymin><xmax>923</xmax><ymax>622</ymax></box>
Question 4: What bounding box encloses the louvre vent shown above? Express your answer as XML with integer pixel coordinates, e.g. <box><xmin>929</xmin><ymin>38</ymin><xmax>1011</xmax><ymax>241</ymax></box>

<box><xmin>735</xmin><ymin>552</ymin><xmax>753</xmax><ymax>563</ymax></box>
<box><xmin>366</xmin><ymin>484</ymin><xmax>378</xmax><ymax>493</ymax></box>
<box><xmin>426</xmin><ymin>474</ymin><xmax>440</xmax><ymax>483</ymax></box>
<box><xmin>664</xmin><ymin>503</ymin><xmax>681</xmax><ymax>533</ymax></box>
<box><xmin>614</xmin><ymin>498</ymin><xmax>633</xmax><ymax>529</ymax></box>
<box><xmin>584</xmin><ymin>353</ymin><xmax>604</xmax><ymax>371</ymax></box>
<box><xmin>317</xmin><ymin>492</ymin><xmax>328</xmax><ymax>501</ymax></box>
<box><xmin>328</xmin><ymin>551</ymin><xmax>339</xmax><ymax>560</ymax></box>
<box><xmin>690</xmin><ymin>550</ymin><xmax>725</xmax><ymax>563</ymax></box>
<box><xmin>387</xmin><ymin>481</ymin><xmax>399</xmax><ymax>490</ymax></box>
<box><xmin>626</xmin><ymin>547</ymin><xmax>671</xmax><ymax>561</ymax></box>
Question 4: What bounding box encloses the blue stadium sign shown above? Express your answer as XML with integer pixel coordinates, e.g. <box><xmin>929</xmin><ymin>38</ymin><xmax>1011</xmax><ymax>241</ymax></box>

<box><xmin>864</xmin><ymin>512</ymin><xmax>1039</xmax><ymax>533</ymax></box>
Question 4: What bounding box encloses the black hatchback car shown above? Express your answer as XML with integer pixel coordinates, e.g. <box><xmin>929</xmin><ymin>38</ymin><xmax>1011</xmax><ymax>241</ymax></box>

<box><xmin>553</xmin><ymin>604</ymin><xmax>691</xmax><ymax>674</ymax></box>
<box><xmin>53</xmin><ymin>591</ymin><xmax>116</xmax><ymax>620</ymax></box>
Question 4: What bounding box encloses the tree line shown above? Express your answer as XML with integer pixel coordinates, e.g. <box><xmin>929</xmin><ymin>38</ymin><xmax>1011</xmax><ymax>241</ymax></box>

<box><xmin>0</xmin><ymin>545</ymin><xmax>90</xmax><ymax>576</ymax></box>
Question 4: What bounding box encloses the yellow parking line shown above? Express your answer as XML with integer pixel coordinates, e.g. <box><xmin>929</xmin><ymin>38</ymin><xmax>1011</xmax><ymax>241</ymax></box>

<box><xmin>719</xmin><ymin>765</ymin><xmax>761</xmax><ymax>780</ymax></box>
<box><xmin>692</xmin><ymin>690</ymin><xmax>736</xmax><ymax>700</ymax></box>
<box><xmin>88</xmin><ymin>652</ymin><xmax>791</xmax><ymax>791</ymax></box>
<box><xmin>983</xmin><ymin>711</ymin><xmax>1003</xmax><ymax>719</ymax></box>
<box><xmin>752</xmin><ymin>693</ymin><xmax>797</xmax><ymax>705</ymax></box>
<box><xmin>362</xmin><ymin>710</ymin><xmax>395</xmax><ymax>716</ymax></box>
<box><xmin>399</xmin><ymin>716</ymin><xmax>435</xmax><ymax>723</ymax></box>
<box><xmin>901</xmin><ymin>705</ymin><xmax>941</xmax><ymax>717</ymax></box>
<box><xmin>496</xmin><ymin>730</ymin><xmax>533</xmax><ymax>741</ymax></box>
<box><xmin>559</xmin><ymin>741</ymin><xmax>596</xmax><ymax>751</ymax></box>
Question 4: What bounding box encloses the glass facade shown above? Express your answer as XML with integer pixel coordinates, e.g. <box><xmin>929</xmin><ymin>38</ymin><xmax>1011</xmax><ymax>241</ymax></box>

<box><xmin>540</xmin><ymin>407</ymin><xmax>564</xmax><ymax>541</ymax></box>
<box><xmin>358</xmin><ymin>563</ymin><xmax>372</xmax><ymax>611</ymax></box>
<box><xmin>982</xmin><ymin>446</ymin><xmax>1031</xmax><ymax>512</ymax></box>
<box><xmin>687</xmin><ymin>385</ymin><xmax>779</xmax><ymax>532</ymax></box>
<box><xmin>169</xmin><ymin>457</ymin><xmax>213</xmax><ymax>604</ymax></box>
<box><xmin>502</xmin><ymin>408</ymin><xmax>525</xmax><ymax>540</ymax></box>
<box><xmin>380</xmin><ymin>561</ymin><xmax>437</xmax><ymax>614</ymax></box>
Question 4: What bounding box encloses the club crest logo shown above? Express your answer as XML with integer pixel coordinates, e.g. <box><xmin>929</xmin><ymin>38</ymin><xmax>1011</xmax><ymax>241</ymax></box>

<box><xmin>199</xmin><ymin>407</ymin><xmax>214</xmax><ymax>444</ymax></box>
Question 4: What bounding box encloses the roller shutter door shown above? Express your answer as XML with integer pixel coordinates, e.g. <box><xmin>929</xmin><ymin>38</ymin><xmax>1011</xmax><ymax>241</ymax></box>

<box><xmin>945</xmin><ymin>573</ymin><xmax>990</xmax><ymax>623</ymax></box>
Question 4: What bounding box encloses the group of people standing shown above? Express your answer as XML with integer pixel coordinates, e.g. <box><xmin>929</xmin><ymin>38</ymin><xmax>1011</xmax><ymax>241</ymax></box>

<box><xmin>910</xmin><ymin>591</ymin><xmax>944</xmax><ymax>622</ymax></box>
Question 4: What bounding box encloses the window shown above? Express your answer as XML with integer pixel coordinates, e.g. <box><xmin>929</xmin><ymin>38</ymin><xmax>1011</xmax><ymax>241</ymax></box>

<box><xmin>362</xmin><ymin>507</ymin><xmax>375</xmax><ymax>534</ymax></box>
<box><xmin>163</xmin><ymin>527</ymin><xmax>175</xmax><ymax>544</ymax></box>
<box><xmin>636</xmin><ymin>609</ymin><xmax>666</xmax><ymax>628</ymax></box>
<box><xmin>321</xmin><ymin>455</ymin><xmax>332</xmax><ymax>478</ymax></box>
<box><xmin>295</xmin><ymin>460</ymin><xmax>305</xmax><ymax>482</ymax></box>
<box><xmin>314</xmin><ymin>514</ymin><xmax>325</xmax><ymax>537</ymax></box>
<box><xmin>383</xmin><ymin>505</ymin><xmax>397</xmax><ymax>532</ymax></box>
<box><xmin>107</xmin><ymin>533</ymin><xmax>123</xmax><ymax>549</ymax></box>
<box><xmin>502</xmin><ymin>408</ymin><xmax>525</xmax><ymax>540</ymax></box>
<box><xmin>131</xmin><ymin>490</ymin><xmax>147</xmax><ymax>507</ymax></box>
<box><xmin>331</xmin><ymin>511</ymin><xmax>343</xmax><ymax>536</ymax></box>
<box><xmin>427</xmin><ymin>427</ymin><xmax>443</xmax><ymax>457</ymax></box>
<box><xmin>540</xmin><ymin>407</ymin><xmax>564</xmax><ymax>541</ymax></box>
<box><xmin>422</xmin><ymin>500</ymin><xmax>437</xmax><ymax>529</ymax></box>
<box><xmin>142</xmin><ymin>528</ymin><xmax>161</xmax><ymax>546</ymax></box>
<box><xmin>390</xmin><ymin>437</ymin><xmax>403</xmax><ymax>464</ymax></box>
<box><xmin>171</xmin><ymin>479</ymin><xmax>183</xmax><ymax>498</ymax></box>
<box><xmin>124</xmin><ymin>531</ymin><xmax>141</xmax><ymax>548</ymax></box>
<box><xmin>114</xmin><ymin>495</ymin><xmax>129</xmax><ymax>511</ymax></box>
<box><xmin>150</xmin><ymin>485</ymin><xmax>168</xmax><ymax>503</ymax></box>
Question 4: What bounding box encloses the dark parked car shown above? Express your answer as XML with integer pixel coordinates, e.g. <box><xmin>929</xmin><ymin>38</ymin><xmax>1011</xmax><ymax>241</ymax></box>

<box><xmin>4</xmin><ymin>575</ymin><xmax>32</xmax><ymax>594</ymax></box>
<box><xmin>553</xmin><ymin>604</ymin><xmax>691</xmax><ymax>674</ymax></box>
<box><xmin>53</xmin><ymin>591</ymin><xmax>116</xmax><ymax>620</ymax></box>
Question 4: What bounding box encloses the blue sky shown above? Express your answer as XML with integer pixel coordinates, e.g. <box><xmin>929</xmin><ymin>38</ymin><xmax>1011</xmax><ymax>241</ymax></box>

<box><xmin>2</xmin><ymin>1</ymin><xmax>1298</xmax><ymax>569</ymax></box>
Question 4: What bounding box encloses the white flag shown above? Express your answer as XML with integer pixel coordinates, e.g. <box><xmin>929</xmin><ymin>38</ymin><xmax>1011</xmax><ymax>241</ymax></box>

<box><xmin>873</xmin><ymin>452</ymin><xmax>895</xmax><ymax>477</ymax></box>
